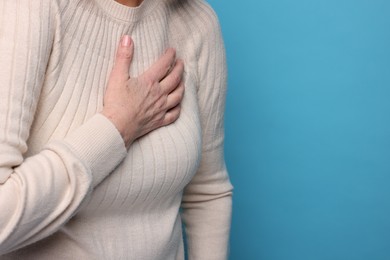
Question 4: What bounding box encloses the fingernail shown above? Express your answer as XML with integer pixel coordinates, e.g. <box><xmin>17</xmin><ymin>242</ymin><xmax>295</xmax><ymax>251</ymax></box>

<box><xmin>122</xmin><ymin>35</ymin><xmax>131</xmax><ymax>47</ymax></box>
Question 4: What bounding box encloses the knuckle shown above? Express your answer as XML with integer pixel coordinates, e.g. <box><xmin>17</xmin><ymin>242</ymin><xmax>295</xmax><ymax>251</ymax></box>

<box><xmin>174</xmin><ymin>94</ymin><xmax>182</xmax><ymax>105</ymax></box>
<box><xmin>117</xmin><ymin>49</ymin><xmax>132</xmax><ymax>60</ymax></box>
<box><xmin>165</xmin><ymin>114</ymin><xmax>174</xmax><ymax>124</ymax></box>
<box><xmin>173</xmin><ymin>110</ymin><xmax>181</xmax><ymax>121</ymax></box>
<box><xmin>167</xmin><ymin>48</ymin><xmax>176</xmax><ymax>60</ymax></box>
<box><xmin>157</xmin><ymin>97</ymin><xmax>167</xmax><ymax>109</ymax></box>
<box><xmin>143</xmin><ymin>76</ymin><xmax>155</xmax><ymax>88</ymax></box>
<box><xmin>171</xmin><ymin>88</ymin><xmax>184</xmax><ymax>104</ymax></box>
<box><xmin>155</xmin><ymin>117</ymin><xmax>164</xmax><ymax>127</ymax></box>
<box><xmin>158</xmin><ymin>114</ymin><xmax>167</xmax><ymax>126</ymax></box>
<box><xmin>156</xmin><ymin>86</ymin><xmax>164</xmax><ymax>96</ymax></box>
<box><xmin>172</xmin><ymin>74</ymin><xmax>181</xmax><ymax>85</ymax></box>
<box><xmin>167</xmin><ymin>108</ymin><xmax>181</xmax><ymax>124</ymax></box>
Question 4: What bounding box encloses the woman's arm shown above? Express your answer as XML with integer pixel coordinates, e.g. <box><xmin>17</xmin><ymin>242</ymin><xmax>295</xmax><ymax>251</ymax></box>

<box><xmin>0</xmin><ymin>0</ymin><xmax>184</xmax><ymax>254</ymax></box>
<box><xmin>180</xmin><ymin>6</ymin><xmax>234</xmax><ymax>260</ymax></box>
<box><xmin>0</xmin><ymin>0</ymin><xmax>128</xmax><ymax>254</ymax></box>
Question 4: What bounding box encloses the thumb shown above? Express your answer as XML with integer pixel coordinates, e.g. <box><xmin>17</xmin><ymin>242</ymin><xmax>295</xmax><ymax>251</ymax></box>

<box><xmin>112</xmin><ymin>35</ymin><xmax>134</xmax><ymax>81</ymax></box>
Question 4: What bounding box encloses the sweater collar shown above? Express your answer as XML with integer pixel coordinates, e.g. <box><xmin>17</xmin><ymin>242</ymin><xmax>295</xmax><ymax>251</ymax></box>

<box><xmin>94</xmin><ymin>0</ymin><xmax>161</xmax><ymax>23</ymax></box>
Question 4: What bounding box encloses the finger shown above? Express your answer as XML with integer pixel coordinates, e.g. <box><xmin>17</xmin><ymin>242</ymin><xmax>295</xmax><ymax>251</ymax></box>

<box><xmin>111</xmin><ymin>35</ymin><xmax>134</xmax><ymax>81</ymax></box>
<box><xmin>162</xmin><ymin>104</ymin><xmax>181</xmax><ymax>126</ymax></box>
<box><xmin>160</xmin><ymin>59</ymin><xmax>184</xmax><ymax>94</ymax></box>
<box><xmin>165</xmin><ymin>81</ymin><xmax>184</xmax><ymax>110</ymax></box>
<box><xmin>143</xmin><ymin>48</ymin><xmax>176</xmax><ymax>82</ymax></box>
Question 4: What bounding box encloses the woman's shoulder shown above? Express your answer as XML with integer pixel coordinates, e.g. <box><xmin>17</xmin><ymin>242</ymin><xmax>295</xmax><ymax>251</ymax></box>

<box><xmin>11</xmin><ymin>0</ymin><xmax>70</xmax><ymax>21</ymax></box>
<box><xmin>166</xmin><ymin>0</ymin><xmax>226</xmax><ymax>89</ymax></box>
<box><xmin>167</xmin><ymin>0</ymin><xmax>222</xmax><ymax>38</ymax></box>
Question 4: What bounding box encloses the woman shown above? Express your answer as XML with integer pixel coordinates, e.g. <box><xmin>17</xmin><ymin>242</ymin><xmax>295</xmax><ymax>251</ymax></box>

<box><xmin>0</xmin><ymin>0</ymin><xmax>233</xmax><ymax>259</ymax></box>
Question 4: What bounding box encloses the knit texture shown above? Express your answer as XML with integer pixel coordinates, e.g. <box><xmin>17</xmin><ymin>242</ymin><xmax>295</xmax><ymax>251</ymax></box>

<box><xmin>0</xmin><ymin>0</ymin><xmax>233</xmax><ymax>259</ymax></box>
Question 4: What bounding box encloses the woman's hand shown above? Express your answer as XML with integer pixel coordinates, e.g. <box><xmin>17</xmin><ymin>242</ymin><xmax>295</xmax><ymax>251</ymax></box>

<box><xmin>102</xmin><ymin>35</ymin><xmax>185</xmax><ymax>148</ymax></box>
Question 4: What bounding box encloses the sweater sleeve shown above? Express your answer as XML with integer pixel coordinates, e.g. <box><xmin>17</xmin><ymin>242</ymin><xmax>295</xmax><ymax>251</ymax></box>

<box><xmin>0</xmin><ymin>0</ymin><xmax>127</xmax><ymax>254</ymax></box>
<box><xmin>180</xmin><ymin>6</ymin><xmax>234</xmax><ymax>260</ymax></box>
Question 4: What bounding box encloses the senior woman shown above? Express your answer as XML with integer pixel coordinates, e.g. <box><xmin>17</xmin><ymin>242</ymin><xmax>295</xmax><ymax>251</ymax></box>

<box><xmin>0</xmin><ymin>0</ymin><xmax>233</xmax><ymax>259</ymax></box>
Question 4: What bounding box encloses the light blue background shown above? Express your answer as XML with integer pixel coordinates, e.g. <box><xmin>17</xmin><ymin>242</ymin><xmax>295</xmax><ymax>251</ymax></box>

<box><xmin>207</xmin><ymin>0</ymin><xmax>390</xmax><ymax>259</ymax></box>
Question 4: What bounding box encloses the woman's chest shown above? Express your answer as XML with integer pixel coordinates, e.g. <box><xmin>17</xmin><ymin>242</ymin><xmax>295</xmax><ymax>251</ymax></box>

<box><xmin>84</xmin><ymin>73</ymin><xmax>203</xmax><ymax>210</ymax></box>
<box><xmin>28</xmin><ymin>14</ymin><xmax>203</xmax><ymax>208</ymax></box>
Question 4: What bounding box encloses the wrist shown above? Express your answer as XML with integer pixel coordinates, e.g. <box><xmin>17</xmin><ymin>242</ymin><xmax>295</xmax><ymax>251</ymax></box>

<box><xmin>100</xmin><ymin>110</ymin><xmax>134</xmax><ymax>149</ymax></box>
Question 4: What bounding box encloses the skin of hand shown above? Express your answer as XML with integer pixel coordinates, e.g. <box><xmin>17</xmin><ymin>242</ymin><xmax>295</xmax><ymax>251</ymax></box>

<box><xmin>101</xmin><ymin>35</ymin><xmax>185</xmax><ymax>149</ymax></box>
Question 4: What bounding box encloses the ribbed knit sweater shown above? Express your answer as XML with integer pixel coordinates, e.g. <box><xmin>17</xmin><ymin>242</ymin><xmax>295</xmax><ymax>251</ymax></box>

<box><xmin>0</xmin><ymin>0</ymin><xmax>233</xmax><ymax>259</ymax></box>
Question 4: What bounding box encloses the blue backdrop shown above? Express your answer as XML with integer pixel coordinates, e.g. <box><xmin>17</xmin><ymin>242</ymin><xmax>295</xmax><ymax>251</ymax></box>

<box><xmin>206</xmin><ymin>0</ymin><xmax>390</xmax><ymax>259</ymax></box>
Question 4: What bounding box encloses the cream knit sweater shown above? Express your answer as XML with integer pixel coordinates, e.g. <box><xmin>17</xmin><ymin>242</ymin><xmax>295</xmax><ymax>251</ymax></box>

<box><xmin>0</xmin><ymin>0</ymin><xmax>233</xmax><ymax>259</ymax></box>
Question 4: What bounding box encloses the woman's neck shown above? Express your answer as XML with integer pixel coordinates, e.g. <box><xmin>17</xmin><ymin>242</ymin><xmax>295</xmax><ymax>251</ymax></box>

<box><xmin>115</xmin><ymin>0</ymin><xmax>143</xmax><ymax>7</ymax></box>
